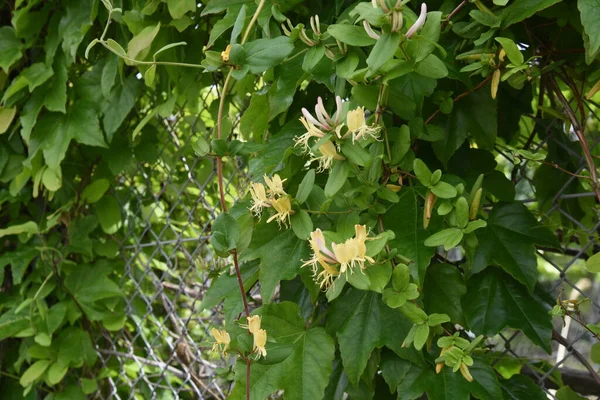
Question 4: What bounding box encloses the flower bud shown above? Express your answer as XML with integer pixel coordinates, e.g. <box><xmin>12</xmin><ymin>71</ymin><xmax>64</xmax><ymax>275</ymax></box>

<box><xmin>424</xmin><ymin>191</ymin><xmax>437</xmax><ymax>229</ymax></box>
<box><xmin>459</xmin><ymin>363</ymin><xmax>474</xmax><ymax>382</ymax></box>
<box><xmin>469</xmin><ymin>188</ymin><xmax>482</xmax><ymax>220</ymax></box>
<box><xmin>491</xmin><ymin>69</ymin><xmax>501</xmax><ymax>99</ymax></box>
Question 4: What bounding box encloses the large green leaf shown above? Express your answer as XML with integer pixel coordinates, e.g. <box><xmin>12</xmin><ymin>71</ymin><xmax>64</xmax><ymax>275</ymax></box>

<box><xmin>58</xmin><ymin>0</ymin><xmax>94</xmax><ymax>63</ymax></box>
<box><xmin>167</xmin><ymin>0</ymin><xmax>196</xmax><ymax>19</ymax></box>
<box><xmin>95</xmin><ymin>195</ymin><xmax>122</xmax><ymax>234</ymax></box>
<box><xmin>500</xmin><ymin>0</ymin><xmax>564</xmax><ymax>27</ymax></box>
<box><xmin>56</xmin><ymin>327</ymin><xmax>97</xmax><ymax>367</ymax></box>
<box><xmin>463</xmin><ymin>268</ymin><xmax>552</xmax><ymax>352</ymax></box>
<box><xmin>500</xmin><ymin>374</ymin><xmax>548</xmax><ymax>400</ymax></box>
<box><xmin>241</xmin><ymin>224</ymin><xmax>308</xmax><ymax>302</ymax></box>
<box><xmin>68</xmin><ymin>103</ymin><xmax>108</xmax><ymax>148</ymax></box>
<box><xmin>395</xmin><ymin>356</ymin><xmax>501</xmax><ymax>400</ymax></box>
<box><xmin>386</xmin><ymin>188</ymin><xmax>438</xmax><ymax>286</ymax></box>
<box><xmin>0</xmin><ymin>26</ymin><xmax>24</xmax><ymax>71</ymax></box>
<box><xmin>472</xmin><ymin>202</ymin><xmax>560</xmax><ymax>291</ymax></box>
<box><xmin>230</xmin><ymin>302</ymin><xmax>335</xmax><ymax>400</ymax></box>
<box><xmin>102</xmin><ymin>76</ymin><xmax>142</xmax><ymax>142</ymax></box>
<box><xmin>0</xmin><ymin>309</ymin><xmax>30</xmax><ymax>340</ymax></box>
<box><xmin>240</xmin><ymin>93</ymin><xmax>269</xmax><ymax>141</ymax></box>
<box><xmin>326</xmin><ymin>288</ymin><xmax>412</xmax><ymax>384</ymax></box>
<box><xmin>244</xmin><ymin>37</ymin><xmax>295</xmax><ymax>74</ymax></box>
<box><xmin>328</xmin><ymin>24</ymin><xmax>376</xmax><ymax>47</ymax></box>
<box><xmin>578</xmin><ymin>0</ymin><xmax>600</xmax><ymax>61</ymax></box>
<box><xmin>64</xmin><ymin>264</ymin><xmax>122</xmax><ymax>321</ymax></box>
<box><xmin>423</xmin><ymin>263</ymin><xmax>466</xmax><ymax>325</ymax></box>
<box><xmin>367</xmin><ymin>32</ymin><xmax>401</xmax><ymax>71</ymax></box>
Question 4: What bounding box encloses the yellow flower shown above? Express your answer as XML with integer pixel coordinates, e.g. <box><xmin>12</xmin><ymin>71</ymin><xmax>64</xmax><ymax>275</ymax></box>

<box><xmin>345</xmin><ymin>107</ymin><xmax>381</xmax><ymax>142</ymax></box>
<box><xmin>253</xmin><ymin>328</ymin><xmax>268</xmax><ymax>358</ymax></box>
<box><xmin>221</xmin><ymin>44</ymin><xmax>231</xmax><ymax>62</ymax></box>
<box><xmin>267</xmin><ymin>196</ymin><xmax>292</xmax><ymax>228</ymax></box>
<box><xmin>210</xmin><ymin>328</ymin><xmax>230</xmax><ymax>355</ymax></box>
<box><xmin>295</xmin><ymin>117</ymin><xmax>325</xmax><ymax>152</ymax></box>
<box><xmin>313</xmin><ymin>141</ymin><xmax>345</xmax><ymax>172</ymax></box>
<box><xmin>302</xmin><ymin>225</ymin><xmax>374</xmax><ymax>288</ymax></box>
<box><xmin>302</xmin><ymin>229</ymin><xmax>340</xmax><ymax>288</ymax></box>
<box><xmin>264</xmin><ymin>174</ymin><xmax>287</xmax><ymax>197</ymax></box>
<box><xmin>246</xmin><ymin>315</ymin><xmax>261</xmax><ymax>334</ymax></box>
<box><xmin>249</xmin><ymin>182</ymin><xmax>270</xmax><ymax>217</ymax></box>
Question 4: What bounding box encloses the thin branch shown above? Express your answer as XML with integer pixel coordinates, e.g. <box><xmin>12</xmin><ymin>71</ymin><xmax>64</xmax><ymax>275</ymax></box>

<box><xmin>425</xmin><ymin>75</ymin><xmax>493</xmax><ymax>125</ymax></box>
<box><xmin>548</xmin><ymin>76</ymin><xmax>600</xmax><ymax>202</ymax></box>
<box><xmin>441</xmin><ymin>0</ymin><xmax>467</xmax><ymax>29</ymax></box>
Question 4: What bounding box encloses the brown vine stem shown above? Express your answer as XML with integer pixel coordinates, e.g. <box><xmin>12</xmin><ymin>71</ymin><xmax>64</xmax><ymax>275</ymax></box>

<box><xmin>548</xmin><ymin>76</ymin><xmax>600</xmax><ymax>202</ymax></box>
<box><xmin>425</xmin><ymin>75</ymin><xmax>493</xmax><ymax>125</ymax></box>
<box><xmin>216</xmin><ymin>1</ymin><xmax>268</xmax><ymax>399</ymax></box>
<box><xmin>441</xmin><ymin>0</ymin><xmax>467</xmax><ymax>30</ymax></box>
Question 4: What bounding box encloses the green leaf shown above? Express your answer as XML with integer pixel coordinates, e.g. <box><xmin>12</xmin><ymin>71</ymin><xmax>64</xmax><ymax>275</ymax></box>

<box><xmin>56</xmin><ymin>327</ymin><xmax>98</xmax><ymax>366</ymax></box>
<box><xmin>463</xmin><ymin>268</ymin><xmax>552</xmax><ymax>352</ymax></box>
<box><xmin>391</xmin><ymin>263</ymin><xmax>411</xmax><ymax>291</ymax></box>
<box><xmin>591</xmin><ymin>342</ymin><xmax>600</xmax><ymax>364</ymax></box>
<box><xmin>58</xmin><ymin>0</ymin><xmax>94</xmax><ymax>63</ymax></box>
<box><xmin>0</xmin><ymin>27</ymin><xmax>24</xmax><ymax>71</ymax></box>
<box><xmin>501</xmin><ymin>374</ymin><xmax>548</xmax><ymax>400</ymax></box>
<box><xmin>0</xmin><ymin>106</ymin><xmax>17</xmax><ymax>134</ymax></box>
<box><xmin>413</xmin><ymin>158</ymin><xmax>433</xmax><ymax>186</ymax></box>
<box><xmin>472</xmin><ymin>202</ymin><xmax>560</xmax><ymax>291</ymax></box>
<box><xmin>295</xmin><ymin>169</ymin><xmax>315</xmax><ymax>204</ymax></box>
<box><xmin>44</xmin><ymin>53</ymin><xmax>69</xmax><ymax>113</ymax></box>
<box><xmin>291</xmin><ymin>209</ymin><xmax>313</xmax><ymax>240</ymax></box>
<box><xmin>127</xmin><ymin>22</ymin><xmax>161</xmax><ymax>61</ymax></box>
<box><xmin>413</xmin><ymin>323</ymin><xmax>430</xmax><ymax>350</ymax></box>
<box><xmin>42</xmin><ymin>167</ymin><xmax>62</xmax><ymax>192</ymax></box>
<box><xmin>242</xmin><ymin>225</ymin><xmax>308</xmax><ymax>302</ymax></box>
<box><xmin>240</xmin><ymin>93</ymin><xmax>269</xmax><ymax>141</ymax></box>
<box><xmin>230</xmin><ymin>302</ymin><xmax>335</xmax><ymax>400</ymax></box>
<box><xmin>367</xmin><ymin>32</ymin><xmax>401</xmax><ymax>71</ymax></box>
<box><xmin>153</xmin><ymin>41</ymin><xmax>188</xmax><ymax>59</ymax></box>
<box><xmin>423</xmin><ymin>264</ymin><xmax>466</xmax><ymax>324</ymax></box>
<box><xmin>64</xmin><ymin>266</ymin><xmax>122</xmax><ymax>322</ymax></box>
<box><xmin>427</xmin><ymin>313</ymin><xmax>450</xmax><ymax>326</ymax></box>
<box><xmin>387</xmin><ymin>188</ymin><xmax>438</xmax><ymax>286</ymax></box>
<box><xmin>106</xmin><ymin>39</ymin><xmax>126</xmax><ymax>57</ymax></box>
<box><xmin>95</xmin><ymin>195</ymin><xmax>122</xmax><ymax>234</ymax></box>
<box><xmin>303</xmin><ymin>45</ymin><xmax>325</xmax><ymax>72</ymax></box>
<box><xmin>192</xmin><ymin>136</ymin><xmax>210</xmax><ymax>156</ymax></box>
<box><xmin>500</xmin><ymin>0</ymin><xmax>564</xmax><ymax>28</ymax></box>
<box><xmin>244</xmin><ymin>37</ymin><xmax>295</xmax><ymax>74</ymax></box>
<box><xmin>102</xmin><ymin>76</ymin><xmax>141</xmax><ymax>142</ymax></box>
<box><xmin>167</xmin><ymin>0</ymin><xmax>196</xmax><ymax>19</ymax></box>
<box><xmin>326</xmin><ymin>288</ymin><xmax>412</xmax><ymax>384</ymax></box>
<box><xmin>47</xmin><ymin>361</ymin><xmax>69</xmax><ymax>385</ymax></box>
<box><xmin>556</xmin><ymin>386</ymin><xmax>587</xmax><ymax>400</ymax></box>
<box><xmin>212</xmin><ymin>212</ymin><xmax>240</xmax><ymax>253</ymax></box>
<box><xmin>327</xmin><ymin>24</ymin><xmax>376</xmax><ymax>47</ymax></box>
<box><xmin>405</xmin><ymin>11</ymin><xmax>442</xmax><ymax>62</ymax></box>
<box><xmin>325</xmin><ymin>161</ymin><xmax>349</xmax><ymax>198</ymax></box>
<box><xmin>0</xmin><ymin>310</ymin><xmax>30</xmax><ymax>340</ymax></box>
<box><xmin>414</xmin><ymin>54</ymin><xmax>448</xmax><ymax>79</ymax></box>
<box><xmin>463</xmin><ymin>219</ymin><xmax>487</xmax><ymax>233</ymax></box>
<box><xmin>586</xmin><ymin>252</ymin><xmax>600</xmax><ymax>273</ymax></box>
<box><xmin>81</xmin><ymin>379</ymin><xmax>98</xmax><ymax>395</ymax></box>
<box><xmin>495</xmin><ymin>37</ymin><xmax>524</xmax><ymax>65</ymax></box>
<box><xmin>0</xmin><ymin>221</ymin><xmax>38</xmax><ymax>238</ymax></box>
<box><xmin>579</xmin><ymin>0</ymin><xmax>600</xmax><ymax>61</ymax></box>
<box><xmin>424</xmin><ymin>228</ymin><xmax>463</xmax><ymax>250</ymax></box>
<box><xmin>19</xmin><ymin>360</ymin><xmax>51</xmax><ymax>387</ymax></box>
<box><xmin>431</xmin><ymin>181</ymin><xmax>458</xmax><ymax>199</ymax></box>
<box><xmin>68</xmin><ymin>103</ymin><xmax>108</xmax><ymax>148</ymax></box>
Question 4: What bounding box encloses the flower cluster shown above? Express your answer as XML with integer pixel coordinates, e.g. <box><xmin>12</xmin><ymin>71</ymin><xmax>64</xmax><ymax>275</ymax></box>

<box><xmin>295</xmin><ymin>97</ymin><xmax>381</xmax><ymax>171</ymax></box>
<box><xmin>302</xmin><ymin>225</ymin><xmax>374</xmax><ymax>289</ymax></box>
<box><xmin>244</xmin><ymin>315</ymin><xmax>267</xmax><ymax>359</ymax></box>
<box><xmin>249</xmin><ymin>174</ymin><xmax>292</xmax><ymax>228</ymax></box>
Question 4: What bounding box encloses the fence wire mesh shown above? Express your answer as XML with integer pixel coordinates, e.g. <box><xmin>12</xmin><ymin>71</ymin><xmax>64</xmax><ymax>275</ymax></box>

<box><xmin>95</xmin><ymin>88</ymin><xmax>600</xmax><ymax>399</ymax></box>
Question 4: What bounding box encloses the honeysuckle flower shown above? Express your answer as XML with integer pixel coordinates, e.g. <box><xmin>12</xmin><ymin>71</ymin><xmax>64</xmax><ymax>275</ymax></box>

<box><xmin>345</xmin><ymin>106</ymin><xmax>381</xmax><ymax>142</ymax></box>
<box><xmin>363</xmin><ymin>20</ymin><xmax>381</xmax><ymax>40</ymax></box>
<box><xmin>301</xmin><ymin>96</ymin><xmax>344</xmax><ymax>134</ymax></box>
<box><xmin>245</xmin><ymin>315</ymin><xmax>261</xmax><ymax>334</ymax></box>
<box><xmin>253</xmin><ymin>328</ymin><xmax>268</xmax><ymax>358</ymax></box>
<box><xmin>249</xmin><ymin>182</ymin><xmax>270</xmax><ymax>217</ymax></box>
<box><xmin>406</xmin><ymin>3</ymin><xmax>427</xmax><ymax>39</ymax></box>
<box><xmin>267</xmin><ymin>196</ymin><xmax>292</xmax><ymax>227</ymax></box>
<box><xmin>210</xmin><ymin>328</ymin><xmax>230</xmax><ymax>355</ymax></box>
<box><xmin>302</xmin><ymin>225</ymin><xmax>374</xmax><ymax>288</ymax></box>
<box><xmin>313</xmin><ymin>141</ymin><xmax>345</xmax><ymax>172</ymax></box>
<box><xmin>295</xmin><ymin>117</ymin><xmax>326</xmax><ymax>151</ymax></box>
<box><xmin>221</xmin><ymin>45</ymin><xmax>231</xmax><ymax>62</ymax></box>
<box><xmin>264</xmin><ymin>174</ymin><xmax>287</xmax><ymax>197</ymax></box>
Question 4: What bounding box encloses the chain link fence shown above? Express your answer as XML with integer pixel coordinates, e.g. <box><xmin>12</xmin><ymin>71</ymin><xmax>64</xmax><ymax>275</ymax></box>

<box><xmin>94</xmin><ymin>85</ymin><xmax>600</xmax><ymax>398</ymax></box>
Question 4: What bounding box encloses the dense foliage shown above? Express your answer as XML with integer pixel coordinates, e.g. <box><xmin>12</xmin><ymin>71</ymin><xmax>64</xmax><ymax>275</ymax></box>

<box><xmin>1</xmin><ymin>0</ymin><xmax>599</xmax><ymax>399</ymax></box>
